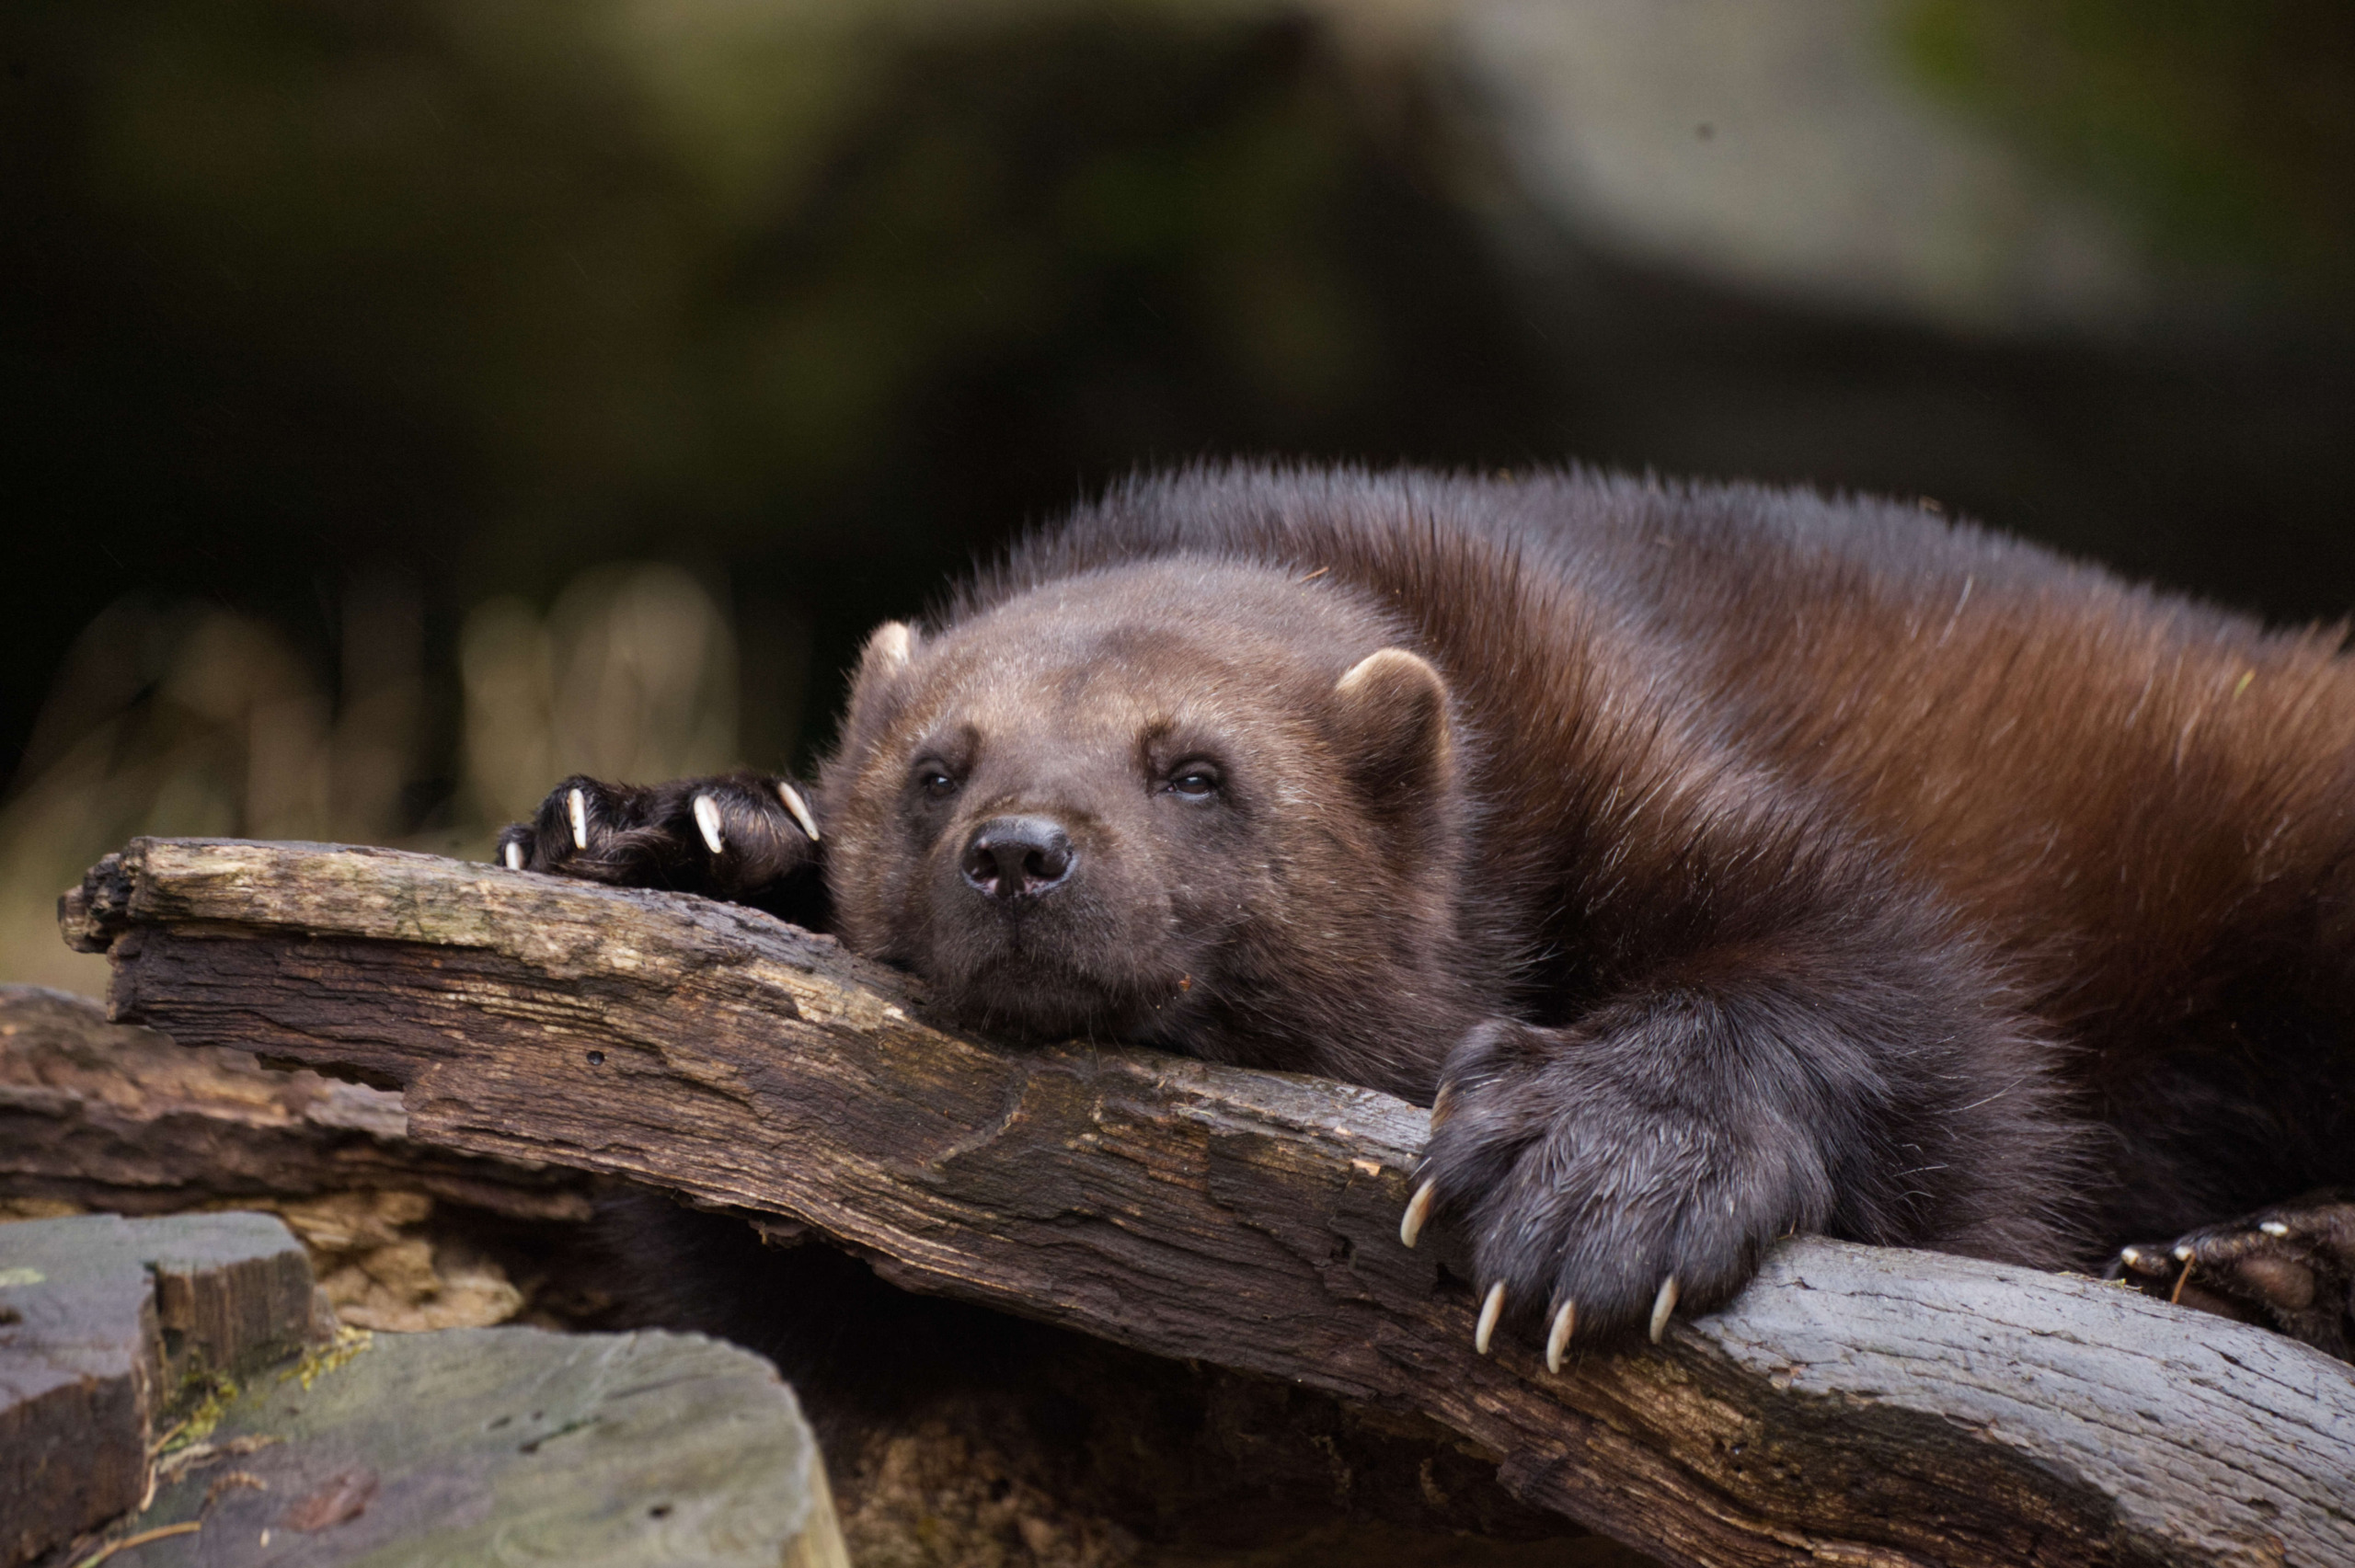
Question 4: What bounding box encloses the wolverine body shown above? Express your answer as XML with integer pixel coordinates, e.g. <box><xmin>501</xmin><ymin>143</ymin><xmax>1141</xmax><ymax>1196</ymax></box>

<box><xmin>507</xmin><ymin>465</ymin><xmax>2355</xmax><ymax>1358</ymax></box>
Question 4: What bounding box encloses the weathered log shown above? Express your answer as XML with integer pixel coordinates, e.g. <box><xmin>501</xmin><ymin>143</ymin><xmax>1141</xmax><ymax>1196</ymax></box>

<box><xmin>0</xmin><ymin>983</ymin><xmax>594</xmax><ymax>1224</ymax></box>
<box><xmin>0</xmin><ymin>988</ymin><xmax>1586</xmax><ymax>1556</ymax></box>
<box><xmin>0</xmin><ymin>982</ymin><xmax>615</xmax><ymax>1335</ymax></box>
<box><xmin>59</xmin><ymin>839</ymin><xmax>2355</xmax><ymax>1568</ymax></box>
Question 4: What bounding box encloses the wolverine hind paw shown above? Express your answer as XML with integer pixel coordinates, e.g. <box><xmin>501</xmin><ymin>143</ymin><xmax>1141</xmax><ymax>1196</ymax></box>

<box><xmin>2109</xmin><ymin>1189</ymin><xmax>2355</xmax><ymax>1360</ymax></box>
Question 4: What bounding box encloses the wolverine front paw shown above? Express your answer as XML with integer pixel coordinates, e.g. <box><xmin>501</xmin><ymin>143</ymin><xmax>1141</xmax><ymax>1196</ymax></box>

<box><xmin>497</xmin><ymin>772</ymin><xmax>821</xmax><ymax>901</ymax></box>
<box><xmin>1401</xmin><ymin>1018</ymin><xmax>1822</xmax><ymax>1368</ymax></box>
<box><xmin>2109</xmin><ymin>1189</ymin><xmax>2355</xmax><ymax>1359</ymax></box>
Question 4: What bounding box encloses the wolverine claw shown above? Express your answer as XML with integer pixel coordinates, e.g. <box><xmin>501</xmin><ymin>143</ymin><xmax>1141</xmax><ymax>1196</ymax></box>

<box><xmin>502</xmin><ymin>840</ymin><xmax>523</xmax><ymax>871</ymax></box>
<box><xmin>1545</xmin><ymin>1299</ymin><xmax>1576</xmax><ymax>1373</ymax></box>
<box><xmin>1475</xmin><ymin>1281</ymin><xmax>1505</xmax><ymax>1356</ymax></box>
<box><xmin>777</xmin><ymin>781</ymin><xmax>820</xmax><ymax>841</ymax></box>
<box><xmin>2120</xmin><ymin>1193</ymin><xmax>2355</xmax><ymax>1355</ymax></box>
<box><xmin>568</xmin><ymin>787</ymin><xmax>590</xmax><ymax>850</ymax></box>
<box><xmin>693</xmin><ymin>794</ymin><xmax>726</xmax><ymax>854</ymax></box>
<box><xmin>1648</xmin><ymin>1276</ymin><xmax>1679</xmax><ymax>1344</ymax></box>
<box><xmin>1400</xmin><ymin>1180</ymin><xmax>1436</xmax><ymax>1249</ymax></box>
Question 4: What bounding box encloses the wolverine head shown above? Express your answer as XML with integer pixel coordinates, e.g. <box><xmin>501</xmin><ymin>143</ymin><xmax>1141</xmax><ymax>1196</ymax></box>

<box><xmin>815</xmin><ymin>557</ymin><xmax>1467</xmax><ymax>1082</ymax></box>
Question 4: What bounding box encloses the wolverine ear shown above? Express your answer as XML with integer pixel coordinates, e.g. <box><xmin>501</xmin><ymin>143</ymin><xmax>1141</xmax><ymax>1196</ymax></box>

<box><xmin>1329</xmin><ymin>647</ymin><xmax>1453</xmax><ymax>807</ymax></box>
<box><xmin>844</xmin><ymin>620</ymin><xmax>922</xmax><ymax>738</ymax></box>
<box><xmin>857</xmin><ymin>620</ymin><xmax>920</xmax><ymax>683</ymax></box>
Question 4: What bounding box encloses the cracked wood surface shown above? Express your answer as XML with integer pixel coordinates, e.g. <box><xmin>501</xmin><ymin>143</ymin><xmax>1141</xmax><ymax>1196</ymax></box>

<box><xmin>58</xmin><ymin>838</ymin><xmax>2355</xmax><ymax>1568</ymax></box>
<box><xmin>0</xmin><ymin>983</ymin><xmax>595</xmax><ymax>1224</ymax></box>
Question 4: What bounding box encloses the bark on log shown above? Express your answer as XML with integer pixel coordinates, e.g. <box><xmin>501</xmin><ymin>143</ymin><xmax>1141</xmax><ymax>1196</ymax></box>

<box><xmin>58</xmin><ymin>838</ymin><xmax>2355</xmax><ymax>1568</ymax></box>
<box><xmin>0</xmin><ymin>990</ymin><xmax>1586</xmax><ymax>1553</ymax></box>
<box><xmin>0</xmin><ymin>983</ymin><xmax>594</xmax><ymax>1224</ymax></box>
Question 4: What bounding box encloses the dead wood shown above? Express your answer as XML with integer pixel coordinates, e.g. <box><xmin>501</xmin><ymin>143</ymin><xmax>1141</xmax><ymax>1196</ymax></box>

<box><xmin>0</xmin><ymin>1210</ymin><xmax>318</xmax><ymax>1566</ymax></box>
<box><xmin>0</xmin><ymin>982</ymin><xmax>615</xmax><ymax>1335</ymax></box>
<box><xmin>0</xmin><ymin>983</ymin><xmax>592</xmax><ymax>1224</ymax></box>
<box><xmin>1</xmin><ymin>1212</ymin><xmax>847</xmax><ymax>1568</ymax></box>
<box><xmin>57</xmin><ymin>838</ymin><xmax>2355</xmax><ymax>1568</ymax></box>
<box><xmin>0</xmin><ymin>984</ymin><xmax>1586</xmax><ymax>1557</ymax></box>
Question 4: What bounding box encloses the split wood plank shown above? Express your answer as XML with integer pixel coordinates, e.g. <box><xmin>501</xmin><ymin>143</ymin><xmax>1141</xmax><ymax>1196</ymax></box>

<box><xmin>59</xmin><ymin>838</ymin><xmax>2355</xmax><ymax>1568</ymax></box>
<box><xmin>0</xmin><ymin>983</ymin><xmax>595</xmax><ymax>1224</ymax></box>
<box><xmin>0</xmin><ymin>1210</ymin><xmax>317</xmax><ymax>1567</ymax></box>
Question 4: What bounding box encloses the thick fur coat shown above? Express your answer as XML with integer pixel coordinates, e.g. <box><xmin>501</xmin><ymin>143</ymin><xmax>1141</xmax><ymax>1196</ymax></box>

<box><xmin>509</xmin><ymin>465</ymin><xmax>2355</xmax><ymax>1357</ymax></box>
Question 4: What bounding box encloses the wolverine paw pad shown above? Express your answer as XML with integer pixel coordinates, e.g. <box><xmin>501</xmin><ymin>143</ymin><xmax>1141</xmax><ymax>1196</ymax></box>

<box><xmin>2111</xmin><ymin>1189</ymin><xmax>2355</xmax><ymax>1358</ymax></box>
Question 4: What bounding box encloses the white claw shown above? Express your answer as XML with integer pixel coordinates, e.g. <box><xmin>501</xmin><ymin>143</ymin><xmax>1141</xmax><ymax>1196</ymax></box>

<box><xmin>1648</xmin><ymin>1276</ymin><xmax>1680</xmax><ymax>1345</ymax></box>
<box><xmin>1399</xmin><ymin>1181</ymin><xmax>1436</xmax><ymax>1249</ymax></box>
<box><xmin>2173</xmin><ymin>1244</ymin><xmax>2195</xmax><ymax>1263</ymax></box>
<box><xmin>777</xmin><ymin>781</ymin><xmax>821</xmax><ymax>842</ymax></box>
<box><xmin>568</xmin><ymin>788</ymin><xmax>590</xmax><ymax>850</ymax></box>
<box><xmin>2259</xmin><ymin>1220</ymin><xmax>2290</xmax><ymax>1238</ymax></box>
<box><xmin>1475</xmin><ymin>1281</ymin><xmax>1505</xmax><ymax>1356</ymax></box>
<box><xmin>502</xmin><ymin>841</ymin><xmax>523</xmax><ymax>871</ymax></box>
<box><xmin>2120</xmin><ymin>1246</ymin><xmax>2142</xmax><ymax>1268</ymax></box>
<box><xmin>693</xmin><ymin>794</ymin><xmax>726</xmax><ymax>855</ymax></box>
<box><xmin>1545</xmin><ymin>1299</ymin><xmax>1576</xmax><ymax>1374</ymax></box>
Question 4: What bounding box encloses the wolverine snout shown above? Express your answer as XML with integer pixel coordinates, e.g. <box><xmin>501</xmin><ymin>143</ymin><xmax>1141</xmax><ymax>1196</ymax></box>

<box><xmin>959</xmin><ymin>814</ymin><xmax>1077</xmax><ymax>901</ymax></box>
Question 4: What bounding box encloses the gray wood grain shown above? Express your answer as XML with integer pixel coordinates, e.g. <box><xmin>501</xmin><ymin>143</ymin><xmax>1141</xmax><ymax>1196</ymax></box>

<box><xmin>62</xmin><ymin>838</ymin><xmax>2355</xmax><ymax>1568</ymax></box>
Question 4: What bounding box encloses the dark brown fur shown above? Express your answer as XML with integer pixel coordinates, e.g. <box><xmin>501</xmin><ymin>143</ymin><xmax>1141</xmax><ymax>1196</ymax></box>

<box><xmin>506</xmin><ymin>464</ymin><xmax>2355</xmax><ymax>1356</ymax></box>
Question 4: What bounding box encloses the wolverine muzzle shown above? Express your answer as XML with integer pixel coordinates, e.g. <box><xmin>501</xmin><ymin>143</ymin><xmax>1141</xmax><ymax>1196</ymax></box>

<box><xmin>960</xmin><ymin>815</ymin><xmax>1076</xmax><ymax>901</ymax></box>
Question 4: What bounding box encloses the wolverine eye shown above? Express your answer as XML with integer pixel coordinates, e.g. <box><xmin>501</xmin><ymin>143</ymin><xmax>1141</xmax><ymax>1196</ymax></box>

<box><xmin>1166</xmin><ymin>762</ymin><xmax>1221</xmax><ymax>798</ymax></box>
<box><xmin>913</xmin><ymin>763</ymin><xmax>959</xmax><ymax>799</ymax></box>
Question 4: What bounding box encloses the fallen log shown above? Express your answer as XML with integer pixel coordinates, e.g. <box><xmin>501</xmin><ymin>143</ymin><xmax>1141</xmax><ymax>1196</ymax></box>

<box><xmin>0</xmin><ymin>982</ymin><xmax>614</xmax><ymax>1334</ymax></box>
<box><xmin>57</xmin><ymin>838</ymin><xmax>2355</xmax><ymax>1568</ymax></box>
<box><xmin>0</xmin><ymin>988</ymin><xmax>1577</xmax><ymax>1557</ymax></box>
<box><xmin>0</xmin><ymin>982</ymin><xmax>594</xmax><ymax>1225</ymax></box>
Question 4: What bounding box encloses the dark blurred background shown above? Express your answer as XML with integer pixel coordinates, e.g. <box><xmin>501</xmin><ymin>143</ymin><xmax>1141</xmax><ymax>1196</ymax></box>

<box><xmin>5</xmin><ymin>0</ymin><xmax>2352</xmax><ymax>989</ymax></box>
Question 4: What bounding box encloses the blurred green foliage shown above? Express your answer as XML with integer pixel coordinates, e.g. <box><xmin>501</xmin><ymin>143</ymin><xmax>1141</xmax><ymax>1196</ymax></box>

<box><xmin>4</xmin><ymin>0</ymin><xmax>2354</xmax><ymax>994</ymax></box>
<box><xmin>3</xmin><ymin>0</ymin><xmax>1548</xmax><ymax>778</ymax></box>
<box><xmin>86</xmin><ymin>0</ymin><xmax>1530</xmax><ymax>525</ymax></box>
<box><xmin>1901</xmin><ymin>0</ymin><xmax>2355</xmax><ymax>301</ymax></box>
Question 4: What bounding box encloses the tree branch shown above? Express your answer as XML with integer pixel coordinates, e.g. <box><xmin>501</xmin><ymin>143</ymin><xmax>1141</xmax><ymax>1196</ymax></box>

<box><xmin>60</xmin><ymin>839</ymin><xmax>2355</xmax><ymax>1568</ymax></box>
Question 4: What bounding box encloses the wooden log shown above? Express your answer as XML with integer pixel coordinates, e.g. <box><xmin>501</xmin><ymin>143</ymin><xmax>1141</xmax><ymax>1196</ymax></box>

<box><xmin>59</xmin><ymin>838</ymin><xmax>2355</xmax><ymax>1568</ymax></box>
<box><xmin>0</xmin><ymin>990</ymin><xmax>1582</xmax><ymax>1554</ymax></box>
<box><xmin>0</xmin><ymin>983</ymin><xmax>593</xmax><ymax>1224</ymax></box>
<box><xmin>0</xmin><ymin>982</ymin><xmax>612</xmax><ymax>1335</ymax></box>
<box><xmin>0</xmin><ymin>1211</ymin><xmax>319</xmax><ymax>1568</ymax></box>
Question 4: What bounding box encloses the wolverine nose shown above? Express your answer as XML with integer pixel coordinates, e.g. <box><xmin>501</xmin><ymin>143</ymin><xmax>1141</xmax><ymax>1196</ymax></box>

<box><xmin>960</xmin><ymin>816</ymin><xmax>1075</xmax><ymax>900</ymax></box>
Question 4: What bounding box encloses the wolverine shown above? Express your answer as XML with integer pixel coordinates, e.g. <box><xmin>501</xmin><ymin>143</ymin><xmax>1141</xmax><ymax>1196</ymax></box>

<box><xmin>501</xmin><ymin>464</ymin><xmax>2355</xmax><ymax>1362</ymax></box>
